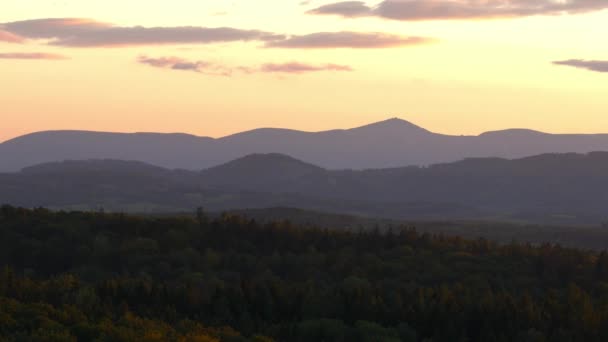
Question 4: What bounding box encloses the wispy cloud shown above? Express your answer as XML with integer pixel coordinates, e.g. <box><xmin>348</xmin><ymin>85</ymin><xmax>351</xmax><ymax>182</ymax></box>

<box><xmin>553</xmin><ymin>59</ymin><xmax>608</xmax><ymax>73</ymax></box>
<box><xmin>0</xmin><ymin>29</ymin><xmax>24</xmax><ymax>43</ymax></box>
<box><xmin>309</xmin><ymin>1</ymin><xmax>371</xmax><ymax>17</ymax></box>
<box><xmin>138</xmin><ymin>56</ymin><xmax>233</xmax><ymax>76</ymax></box>
<box><xmin>138</xmin><ymin>56</ymin><xmax>354</xmax><ymax>76</ymax></box>
<box><xmin>266</xmin><ymin>31</ymin><xmax>433</xmax><ymax>48</ymax></box>
<box><xmin>0</xmin><ymin>52</ymin><xmax>68</xmax><ymax>60</ymax></box>
<box><xmin>309</xmin><ymin>0</ymin><xmax>608</xmax><ymax>21</ymax></box>
<box><xmin>2</xmin><ymin>18</ymin><xmax>433</xmax><ymax>50</ymax></box>
<box><xmin>2</xmin><ymin>18</ymin><xmax>283</xmax><ymax>47</ymax></box>
<box><xmin>260</xmin><ymin>62</ymin><xmax>353</xmax><ymax>73</ymax></box>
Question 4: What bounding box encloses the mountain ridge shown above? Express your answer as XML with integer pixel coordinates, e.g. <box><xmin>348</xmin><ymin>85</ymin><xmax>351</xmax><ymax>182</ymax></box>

<box><xmin>2</xmin><ymin>117</ymin><xmax>608</xmax><ymax>172</ymax></box>
<box><xmin>0</xmin><ymin>118</ymin><xmax>565</xmax><ymax>145</ymax></box>
<box><xmin>5</xmin><ymin>118</ymin><xmax>608</xmax><ymax>144</ymax></box>
<box><xmin>2</xmin><ymin>151</ymin><xmax>608</xmax><ymax>224</ymax></box>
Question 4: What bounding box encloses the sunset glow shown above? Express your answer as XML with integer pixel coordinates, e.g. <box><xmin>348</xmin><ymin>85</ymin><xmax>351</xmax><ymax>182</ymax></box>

<box><xmin>1</xmin><ymin>0</ymin><xmax>607</xmax><ymax>142</ymax></box>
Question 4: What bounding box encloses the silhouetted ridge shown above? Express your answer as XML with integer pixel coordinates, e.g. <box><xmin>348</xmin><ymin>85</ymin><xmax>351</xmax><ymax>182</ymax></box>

<box><xmin>2</xmin><ymin>118</ymin><xmax>608</xmax><ymax>172</ymax></box>
<box><xmin>3</xmin><ymin>130</ymin><xmax>208</xmax><ymax>145</ymax></box>
<box><xmin>21</xmin><ymin>159</ymin><xmax>167</xmax><ymax>174</ymax></box>
<box><xmin>479</xmin><ymin>129</ymin><xmax>548</xmax><ymax>137</ymax></box>
<box><xmin>207</xmin><ymin>153</ymin><xmax>324</xmax><ymax>172</ymax></box>
<box><xmin>350</xmin><ymin>117</ymin><xmax>431</xmax><ymax>134</ymax></box>
<box><xmin>200</xmin><ymin>153</ymin><xmax>326</xmax><ymax>191</ymax></box>
<box><xmin>3</xmin><ymin>152</ymin><xmax>608</xmax><ymax>223</ymax></box>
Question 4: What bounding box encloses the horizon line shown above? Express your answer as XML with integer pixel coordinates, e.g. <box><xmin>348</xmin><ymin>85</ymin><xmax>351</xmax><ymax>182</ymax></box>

<box><xmin>3</xmin><ymin>117</ymin><xmax>608</xmax><ymax>144</ymax></box>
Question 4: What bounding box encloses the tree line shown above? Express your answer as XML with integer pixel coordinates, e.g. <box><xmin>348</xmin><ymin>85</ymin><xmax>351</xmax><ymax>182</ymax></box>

<box><xmin>2</xmin><ymin>205</ymin><xmax>608</xmax><ymax>341</ymax></box>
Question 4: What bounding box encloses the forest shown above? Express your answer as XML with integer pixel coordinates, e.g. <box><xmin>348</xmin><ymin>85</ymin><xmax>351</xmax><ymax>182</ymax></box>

<box><xmin>2</xmin><ymin>206</ymin><xmax>608</xmax><ymax>341</ymax></box>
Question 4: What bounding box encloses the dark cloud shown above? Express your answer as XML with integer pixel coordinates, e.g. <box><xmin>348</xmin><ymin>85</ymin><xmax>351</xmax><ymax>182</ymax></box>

<box><xmin>0</xmin><ymin>29</ymin><xmax>24</xmax><ymax>43</ymax></box>
<box><xmin>0</xmin><ymin>52</ymin><xmax>68</xmax><ymax>60</ymax></box>
<box><xmin>266</xmin><ymin>31</ymin><xmax>433</xmax><ymax>48</ymax></box>
<box><xmin>309</xmin><ymin>0</ymin><xmax>608</xmax><ymax>21</ymax></box>
<box><xmin>138</xmin><ymin>56</ymin><xmax>353</xmax><ymax>75</ymax></box>
<box><xmin>553</xmin><ymin>59</ymin><xmax>608</xmax><ymax>73</ymax></box>
<box><xmin>2</xmin><ymin>18</ymin><xmax>283</xmax><ymax>47</ymax></box>
<box><xmin>260</xmin><ymin>62</ymin><xmax>353</xmax><ymax>73</ymax></box>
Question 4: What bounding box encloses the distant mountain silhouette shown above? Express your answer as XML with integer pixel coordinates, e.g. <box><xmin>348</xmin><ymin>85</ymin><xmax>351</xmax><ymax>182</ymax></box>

<box><xmin>2</xmin><ymin>118</ymin><xmax>608</xmax><ymax>172</ymax></box>
<box><xmin>21</xmin><ymin>159</ymin><xmax>168</xmax><ymax>175</ymax></box>
<box><xmin>2</xmin><ymin>152</ymin><xmax>608</xmax><ymax>224</ymax></box>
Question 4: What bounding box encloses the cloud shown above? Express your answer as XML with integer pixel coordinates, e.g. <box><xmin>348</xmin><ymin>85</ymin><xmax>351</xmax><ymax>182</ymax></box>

<box><xmin>260</xmin><ymin>62</ymin><xmax>353</xmax><ymax>73</ymax></box>
<box><xmin>138</xmin><ymin>56</ymin><xmax>232</xmax><ymax>76</ymax></box>
<box><xmin>0</xmin><ymin>29</ymin><xmax>24</xmax><ymax>43</ymax></box>
<box><xmin>138</xmin><ymin>56</ymin><xmax>354</xmax><ymax>75</ymax></box>
<box><xmin>308</xmin><ymin>1</ymin><xmax>372</xmax><ymax>17</ymax></box>
<box><xmin>309</xmin><ymin>0</ymin><xmax>608</xmax><ymax>21</ymax></box>
<box><xmin>3</xmin><ymin>18</ymin><xmax>429</xmax><ymax>50</ymax></box>
<box><xmin>0</xmin><ymin>52</ymin><xmax>68</xmax><ymax>60</ymax></box>
<box><xmin>553</xmin><ymin>59</ymin><xmax>608</xmax><ymax>73</ymax></box>
<box><xmin>266</xmin><ymin>31</ymin><xmax>433</xmax><ymax>48</ymax></box>
<box><xmin>2</xmin><ymin>18</ymin><xmax>283</xmax><ymax>47</ymax></box>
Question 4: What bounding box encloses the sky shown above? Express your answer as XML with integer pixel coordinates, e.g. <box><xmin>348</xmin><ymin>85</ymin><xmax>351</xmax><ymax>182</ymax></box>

<box><xmin>1</xmin><ymin>0</ymin><xmax>607</xmax><ymax>142</ymax></box>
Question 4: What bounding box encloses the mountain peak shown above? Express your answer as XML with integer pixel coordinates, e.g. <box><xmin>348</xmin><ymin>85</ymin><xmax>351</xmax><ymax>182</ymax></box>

<box><xmin>206</xmin><ymin>153</ymin><xmax>324</xmax><ymax>172</ymax></box>
<box><xmin>201</xmin><ymin>153</ymin><xmax>325</xmax><ymax>189</ymax></box>
<box><xmin>350</xmin><ymin>117</ymin><xmax>431</xmax><ymax>134</ymax></box>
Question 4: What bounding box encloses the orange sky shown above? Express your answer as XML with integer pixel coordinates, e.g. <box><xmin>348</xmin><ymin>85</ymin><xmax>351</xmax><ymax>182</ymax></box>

<box><xmin>1</xmin><ymin>0</ymin><xmax>607</xmax><ymax>143</ymax></box>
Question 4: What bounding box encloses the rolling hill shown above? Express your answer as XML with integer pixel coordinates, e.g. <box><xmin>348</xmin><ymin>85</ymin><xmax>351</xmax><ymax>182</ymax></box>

<box><xmin>2</xmin><ymin>118</ymin><xmax>608</xmax><ymax>171</ymax></box>
<box><xmin>2</xmin><ymin>152</ymin><xmax>608</xmax><ymax>224</ymax></box>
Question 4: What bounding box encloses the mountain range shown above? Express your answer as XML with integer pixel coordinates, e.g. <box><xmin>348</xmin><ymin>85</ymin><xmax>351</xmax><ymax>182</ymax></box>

<box><xmin>2</xmin><ymin>152</ymin><xmax>608</xmax><ymax>224</ymax></box>
<box><xmin>2</xmin><ymin>118</ymin><xmax>608</xmax><ymax>172</ymax></box>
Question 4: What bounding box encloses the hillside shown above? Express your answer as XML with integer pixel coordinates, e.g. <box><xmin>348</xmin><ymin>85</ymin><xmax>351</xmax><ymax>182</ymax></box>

<box><xmin>201</xmin><ymin>153</ymin><xmax>325</xmax><ymax>191</ymax></box>
<box><xmin>2</xmin><ymin>118</ymin><xmax>608</xmax><ymax>171</ymax></box>
<box><xmin>2</xmin><ymin>152</ymin><xmax>608</xmax><ymax>224</ymax></box>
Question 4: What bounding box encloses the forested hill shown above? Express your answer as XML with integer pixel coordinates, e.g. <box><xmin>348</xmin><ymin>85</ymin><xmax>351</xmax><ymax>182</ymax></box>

<box><xmin>2</xmin><ymin>152</ymin><xmax>608</xmax><ymax>224</ymax></box>
<box><xmin>2</xmin><ymin>207</ymin><xmax>608</xmax><ymax>341</ymax></box>
<box><xmin>227</xmin><ymin>207</ymin><xmax>608</xmax><ymax>251</ymax></box>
